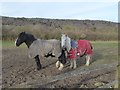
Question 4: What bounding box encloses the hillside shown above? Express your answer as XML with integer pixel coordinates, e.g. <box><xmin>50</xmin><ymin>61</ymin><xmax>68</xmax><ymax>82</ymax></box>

<box><xmin>2</xmin><ymin>16</ymin><xmax>118</xmax><ymax>41</ymax></box>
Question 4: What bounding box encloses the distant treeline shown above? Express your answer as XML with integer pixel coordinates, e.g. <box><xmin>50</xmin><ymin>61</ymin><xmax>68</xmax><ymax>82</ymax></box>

<box><xmin>2</xmin><ymin>16</ymin><xmax>118</xmax><ymax>41</ymax></box>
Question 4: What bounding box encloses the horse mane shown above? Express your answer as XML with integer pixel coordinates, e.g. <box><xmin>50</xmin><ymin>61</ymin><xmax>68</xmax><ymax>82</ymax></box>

<box><xmin>23</xmin><ymin>32</ymin><xmax>37</xmax><ymax>48</ymax></box>
<box><xmin>26</xmin><ymin>32</ymin><xmax>36</xmax><ymax>40</ymax></box>
<box><xmin>61</xmin><ymin>34</ymin><xmax>71</xmax><ymax>52</ymax></box>
<box><xmin>66</xmin><ymin>36</ymin><xmax>71</xmax><ymax>52</ymax></box>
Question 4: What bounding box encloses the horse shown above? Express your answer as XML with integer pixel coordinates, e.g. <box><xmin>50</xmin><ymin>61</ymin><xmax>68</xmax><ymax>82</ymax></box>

<box><xmin>15</xmin><ymin>32</ymin><xmax>66</xmax><ymax>70</ymax></box>
<box><xmin>60</xmin><ymin>34</ymin><xmax>93</xmax><ymax>69</ymax></box>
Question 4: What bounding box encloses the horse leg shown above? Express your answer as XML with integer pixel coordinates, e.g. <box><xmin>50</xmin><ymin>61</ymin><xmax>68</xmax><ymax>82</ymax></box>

<box><xmin>56</xmin><ymin>61</ymin><xmax>60</xmax><ymax>68</ymax></box>
<box><xmin>70</xmin><ymin>60</ymin><xmax>73</xmax><ymax>69</ymax></box>
<box><xmin>85</xmin><ymin>55</ymin><xmax>91</xmax><ymax>66</ymax></box>
<box><xmin>73</xmin><ymin>59</ymin><xmax>77</xmax><ymax>69</ymax></box>
<box><xmin>34</xmin><ymin>55</ymin><xmax>42</xmax><ymax>70</ymax></box>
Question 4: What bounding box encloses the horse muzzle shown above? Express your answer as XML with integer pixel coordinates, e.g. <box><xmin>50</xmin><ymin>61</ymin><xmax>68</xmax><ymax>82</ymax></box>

<box><xmin>15</xmin><ymin>39</ymin><xmax>20</xmax><ymax>47</ymax></box>
<box><xmin>16</xmin><ymin>43</ymin><xmax>20</xmax><ymax>47</ymax></box>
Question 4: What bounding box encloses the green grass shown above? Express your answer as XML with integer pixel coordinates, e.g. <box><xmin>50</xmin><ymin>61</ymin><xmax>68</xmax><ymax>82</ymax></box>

<box><xmin>2</xmin><ymin>41</ymin><xmax>14</xmax><ymax>47</ymax></box>
<box><xmin>92</xmin><ymin>41</ymin><xmax>118</xmax><ymax>48</ymax></box>
<box><xmin>2</xmin><ymin>40</ymin><xmax>27</xmax><ymax>48</ymax></box>
<box><xmin>92</xmin><ymin>41</ymin><xmax>118</xmax><ymax>59</ymax></box>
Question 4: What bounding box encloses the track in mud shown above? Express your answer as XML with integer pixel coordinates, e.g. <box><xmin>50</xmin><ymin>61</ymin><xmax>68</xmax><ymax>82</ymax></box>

<box><xmin>2</xmin><ymin>47</ymin><xmax>117</xmax><ymax>88</ymax></box>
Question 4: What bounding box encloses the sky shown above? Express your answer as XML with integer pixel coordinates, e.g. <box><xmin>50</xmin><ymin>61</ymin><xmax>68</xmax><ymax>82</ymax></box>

<box><xmin>0</xmin><ymin>0</ymin><xmax>118</xmax><ymax>22</ymax></box>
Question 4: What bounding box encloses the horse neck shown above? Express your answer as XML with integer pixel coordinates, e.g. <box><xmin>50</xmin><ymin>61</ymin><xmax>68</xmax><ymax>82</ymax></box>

<box><xmin>25</xmin><ymin>35</ymin><xmax>37</xmax><ymax>48</ymax></box>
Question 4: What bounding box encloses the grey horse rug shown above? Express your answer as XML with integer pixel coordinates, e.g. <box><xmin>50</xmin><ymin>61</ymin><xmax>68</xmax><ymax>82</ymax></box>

<box><xmin>28</xmin><ymin>39</ymin><xmax>61</xmax><ymax>58</ymax></box>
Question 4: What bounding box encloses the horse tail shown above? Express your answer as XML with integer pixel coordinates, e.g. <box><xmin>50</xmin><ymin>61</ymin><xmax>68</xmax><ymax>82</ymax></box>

<box><xmin>89</xmin><ymin>42</ymin><xmax>93</xmax><ymax>50</ymax></box>
<box><xmin>91</xmin><ymin>44</ymin><xmax>93</xmax><ymax>49</ymax></box>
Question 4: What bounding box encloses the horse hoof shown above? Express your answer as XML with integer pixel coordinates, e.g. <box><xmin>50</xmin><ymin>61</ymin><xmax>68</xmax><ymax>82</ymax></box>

<box><xmin>86</xmin><ymin>64</ymin><xmax>89</xmax><ymax>66</ymax></box>
<box><xmin>58</xmin><ymin>67</ymin><xmax>63</xmax><ymax>70</ymax></box>
<box><xmin>56</xmin><ymin>64</ymin><xmax>60</xmax><ymax>68</ymax></box>
<box><xmin>56</xmin><ymin>61</ymin><xmax>60</xmax><ymax>68</ymax></box>
<box><xmin>58</xmin><ymin>66</ymin><xmax>63</xmax><ymax>70</ymax></box>
<box><xmin>37</xmin><ymin>68</ymin><xmax>41</xmax><ymax>70</ymax></box>
<box><xmin>37</xmin><ymin>66</ymin><xmax>42</xmax><ymax>70</ymax></box>
<box><xmin>69</xmin><ymin>66</ymin><xmax>73</xmax><ymax>69</ymax></box>
<box><xmin>73</xmin><ymin>67</ymin><xmax>76</xmax><ymax>69</ymax></box>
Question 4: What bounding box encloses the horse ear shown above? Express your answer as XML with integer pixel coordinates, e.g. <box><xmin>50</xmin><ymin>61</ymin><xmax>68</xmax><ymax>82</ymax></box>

<box><xmin>61</xmin><ymin>33</ymin><xmax>66</xmax><ymax>36</ymax></box>
<box><xmin>22</xmin><ymin>31</ymin><xmax>26</xmax><ymax>34</ymax></box>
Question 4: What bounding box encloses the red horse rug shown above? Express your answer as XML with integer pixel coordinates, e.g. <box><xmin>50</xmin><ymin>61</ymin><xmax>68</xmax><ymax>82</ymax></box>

<box><xmin>67</xmin><ymin>40</ymin><xmax>93</xmax><ymax>59</ymax></box>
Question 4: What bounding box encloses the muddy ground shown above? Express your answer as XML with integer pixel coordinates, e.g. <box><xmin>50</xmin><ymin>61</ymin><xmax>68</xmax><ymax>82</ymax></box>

<box><xmin>2</xmin><ymin>43</ymin><xmax>118</xmax><ymax>89</ymax></box>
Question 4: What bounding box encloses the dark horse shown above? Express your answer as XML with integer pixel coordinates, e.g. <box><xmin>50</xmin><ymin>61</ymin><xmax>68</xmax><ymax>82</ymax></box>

<box><xmin>15</xmin><ymin>32</ymin><xmax>66</xmax><ymax>70</ymax></box>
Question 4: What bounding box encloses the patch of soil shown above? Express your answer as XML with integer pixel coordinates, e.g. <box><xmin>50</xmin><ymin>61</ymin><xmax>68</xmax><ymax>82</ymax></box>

<box><xmin>2</xmin><ymin>48</ymin><xmax>116</xmax><ymax>88</ymax></box>
<box><xmin>40</xmin><ymin>68</ymin><xmax>115</xmax><ymax>88</ymax></box>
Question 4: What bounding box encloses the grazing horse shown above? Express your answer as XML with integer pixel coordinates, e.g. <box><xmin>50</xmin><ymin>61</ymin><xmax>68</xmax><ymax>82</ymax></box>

<box><xmin>15</xmin><ymin>32</ymin><xmax>66</xmax><ymax>70</ymax></box>
<box><xmin>60</xmin><ymin>34</ymin><xmax>93</xmax><ymax>69</ymax></box>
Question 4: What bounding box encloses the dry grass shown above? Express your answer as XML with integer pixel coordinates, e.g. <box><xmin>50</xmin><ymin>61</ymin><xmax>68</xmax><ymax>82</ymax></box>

<box><xmin>2</xmin><ymin>25</ymin><xmax>118</xmax><ymax>41</ymax></box>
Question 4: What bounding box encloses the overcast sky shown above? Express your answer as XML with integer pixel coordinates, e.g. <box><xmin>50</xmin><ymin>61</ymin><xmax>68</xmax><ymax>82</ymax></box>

<box><xmin>0</xmin><ymin>0</ymin><xmax>118</xmax><ymax>22</ymax></box>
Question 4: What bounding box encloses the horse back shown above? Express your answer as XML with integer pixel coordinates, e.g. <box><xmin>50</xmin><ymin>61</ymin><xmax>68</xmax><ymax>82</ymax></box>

<box><xmin>77</xmin><ymin>40</ymin><xmax>93</xmax><ymax>55</ymax></box>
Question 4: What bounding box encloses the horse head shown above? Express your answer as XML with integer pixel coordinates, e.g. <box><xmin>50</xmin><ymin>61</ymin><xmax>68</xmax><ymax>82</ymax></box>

<box><xmin>15</xmin><ymin>32</ymin><xmax>36</xmax><ymax>48</ymax></box>
<box><xmin>15</xmin><ymin>32</ymin><xmax>27</xmax><ymax>47</ymax></box>
<box><xmin>61</xmin><ymin>34</ymin><xmax>71</xmax><ymax>52</ymax></box>
<box><xmin>61</xmin><ymin>34</ymin><xmax>66</xmax><ymax>49</ymax></box>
